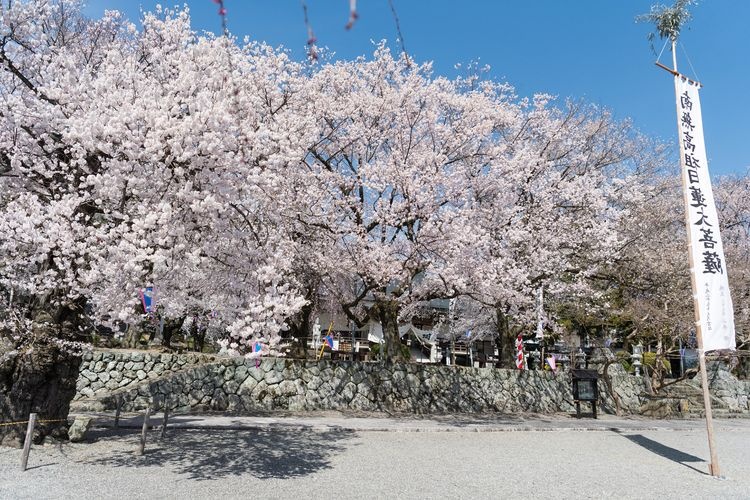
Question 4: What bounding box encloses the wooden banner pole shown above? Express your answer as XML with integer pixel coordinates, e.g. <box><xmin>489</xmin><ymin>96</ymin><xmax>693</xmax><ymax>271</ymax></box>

<box><xmin>669</xmin><ymin>39</ymin><xmax>721</xmax><ymax>478</ymax></box>
<box><xmin>697</xmin><ymin>347</ymin><xmax>720</xmax><ymax>476</ymax></box>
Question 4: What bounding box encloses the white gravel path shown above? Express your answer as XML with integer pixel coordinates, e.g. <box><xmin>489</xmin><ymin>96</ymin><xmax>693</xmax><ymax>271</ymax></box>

<box><xmin>1</xmin><ymin>417</ymin><xmax>749</xmax><ymax>499</ymax></box>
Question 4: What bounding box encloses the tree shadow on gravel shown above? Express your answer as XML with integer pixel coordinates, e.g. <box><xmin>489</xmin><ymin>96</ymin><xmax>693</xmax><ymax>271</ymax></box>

<box><xmin>87</xmin><ymin>428</ymin><xmax>356</xmax><ymax>480</ymax></box>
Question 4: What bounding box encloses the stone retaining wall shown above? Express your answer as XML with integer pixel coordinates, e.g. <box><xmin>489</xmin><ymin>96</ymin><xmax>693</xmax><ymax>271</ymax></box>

<box><xmin>74</xmin><ymin>351</ymin><xmax>646</xmax><ymax>415</ymax></box>
<box><xmin>706</xmin><ymin>362</ymin><xmax>750</xmax><ymax>412</ymax></box>
<box><xmin>75</xmin><ymin>350</ymin><xmax>218</xmax><ymax>401</ymax></box>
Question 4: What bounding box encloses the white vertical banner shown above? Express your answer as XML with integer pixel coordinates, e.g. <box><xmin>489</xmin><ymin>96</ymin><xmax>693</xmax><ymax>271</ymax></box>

<box><xmin>674</xmin><ymin>77</ymin><xmax>736</xmax><ymax>352</ymax></box>
<box><xmin>535</xmin><ymin>287</ymin><xmax>544</xmax><ymax>340</ymax></box>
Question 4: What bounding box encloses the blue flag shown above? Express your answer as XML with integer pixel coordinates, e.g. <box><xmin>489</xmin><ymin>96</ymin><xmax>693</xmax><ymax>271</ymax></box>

<box><xmin>140</xmin><ymin>287</ymin><xmax>154</xmax><ymax>314</ymax></box>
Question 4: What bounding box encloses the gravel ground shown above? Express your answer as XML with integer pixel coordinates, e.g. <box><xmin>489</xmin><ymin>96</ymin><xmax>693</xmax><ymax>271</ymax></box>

<box><xmin>1</xmin><ymin>418</ymin><xmax>749</xmax><ymax>499</ymax></box>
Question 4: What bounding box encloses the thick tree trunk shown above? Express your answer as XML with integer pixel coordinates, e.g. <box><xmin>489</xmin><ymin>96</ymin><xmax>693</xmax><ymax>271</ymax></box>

<box><xmin>161</xmin><ymin>317</ymin><xmax>183</xmax><ymax>349</ymax></box>
<box><xmin>123</xmin><ymin>323</ymin><xmax>140</xmax><ymax>348</ymax></box>
<box><xmin>188</xmin><ymin>318</ymin><xmax>207</xmax><ymax>353</ymax></box>
<box><xmin>0</xmin><ymin>343</ymin><xmax>81</xmax><ymax>447</ymax></box>
<box><xmin>1</xmin><ymin>300</ymin><xmax>84</xmax><ymax>446</ymax></box>
<box><xmin>285</xmin><ymin>300</ymin><xmax>313</xmax><ymax>358</ymax></box>
<box><xmin>375</xmin><ymin>299</ymin><xmax>407</xmax><ymax>364</ymax></box>
<box><xmin>494</xmin><ymin>308</ymin><xmax>515</xmax><ymax>369</ymax></box>
<box><xmin>194</xmin><ymin>331</ymin><xmax>206</xmax><ymax>352</ymax></box>
<box><xmin>600</xmin><ymin>359</ymin><xmax>623</xmax><ymax>416</ymax></box>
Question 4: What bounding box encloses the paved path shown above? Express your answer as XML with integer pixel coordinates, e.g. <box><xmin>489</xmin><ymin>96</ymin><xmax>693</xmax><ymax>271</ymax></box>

<box><xmin>2</xmin><ymin>413</ymin><xmax>749</xmax><ymax>499</ymax></box>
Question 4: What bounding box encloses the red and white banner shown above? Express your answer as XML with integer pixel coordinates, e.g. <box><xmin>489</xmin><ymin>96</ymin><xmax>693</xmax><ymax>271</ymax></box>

<box><xmin>674</xmin><ymin>77</ymin><xmax>736</xmax><ymax>352</ymax></box>
<box><xmin>515</xmin><ymin>333</ymin><xmax>525</xmax><ymax>370</ymax></box>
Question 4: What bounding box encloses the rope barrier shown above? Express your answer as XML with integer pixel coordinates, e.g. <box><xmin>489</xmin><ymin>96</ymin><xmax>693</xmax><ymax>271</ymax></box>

<box><xmin>0</xmin><ymin>418</ymin><xmax>68</xmax><ymax>427</ymax></box>
<box><xmin>0</xmin><ymin>420</ymin><xmax>30</xmax><ymax>427</ymax></box>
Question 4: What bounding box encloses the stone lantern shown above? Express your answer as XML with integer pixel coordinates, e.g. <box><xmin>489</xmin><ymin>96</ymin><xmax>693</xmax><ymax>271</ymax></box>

<box><xmin>574</xmin><ymin>348</ymin><xmax>587</xmax><ymax>369</ymax></box>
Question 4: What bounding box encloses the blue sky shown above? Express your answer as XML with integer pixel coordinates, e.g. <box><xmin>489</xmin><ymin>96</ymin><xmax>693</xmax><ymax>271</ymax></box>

<box><xmin>84</xmin><ymin>1</ymin><xmax>750</xmax><ymax>177</ymax></box>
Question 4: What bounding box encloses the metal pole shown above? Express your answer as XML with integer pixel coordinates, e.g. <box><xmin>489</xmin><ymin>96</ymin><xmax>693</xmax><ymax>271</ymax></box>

<box><xmin>20</xmin><ymin>413</ymin><xmax>37</xmax><ymax>471</ymax></box>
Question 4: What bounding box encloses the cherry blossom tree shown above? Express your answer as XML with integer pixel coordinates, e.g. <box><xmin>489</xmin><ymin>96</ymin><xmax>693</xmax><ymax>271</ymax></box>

<box><xmin>3</xmin><ymin>3</ymin><xmax>737</xmax><ymax>440</ymax></box>
<box><xmin>296</xmin><ymin>45</ymin><xmax>515</xmax><ymax>361</ymax></box>
<box><xmin>584</xmin><ymin>170</ymin><xmax>692</xmax><ymax>359</ymax></box>
<box><xmin>714</xmin><ymin>175</ymin><xmax>750</xmax><ymax>351</ymax></box>
<box><xmin>292</xmin><ymin>45</ymin><xmax>666</xmax><ymax>365</ymax></box>
<box><xmin>0</xmin><ymin>1</ymin><xmax>311</xmax><ymax>436</ymax></box>
<box><xmin>448</xmin><ymin>97</ymin><xmax>664</xmax><ymax>366</ymax></box>
<box><xmin>587</xmin><ymin>171</ymin><xmax>749</xmax><ymax>382</ymax></box>
<box><xmin>0</xmin><ymin>1</ymin><xmax>313</xmax><ymax>351</ymax></box>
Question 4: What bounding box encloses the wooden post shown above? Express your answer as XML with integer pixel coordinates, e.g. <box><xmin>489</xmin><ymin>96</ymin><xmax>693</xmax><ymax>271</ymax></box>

<box><xmin>698</xmin><ymin>349</ymin><xmax>720</xmax><ymax>476</ymax></box>
<box><xmin>137</xmin><ymin>407</ymin><xmax>150</xmax><ymax>455</ymax></box>
<box><xmin>161</xmin><ymin>398</ymin><xmax>169</xmax><ymax>439</ymax></box>
<box><xmin>114</xmin><ymin>395</ymin><xmax>122</xmax><ymax>429</ymax></box>
<box><xmin>20</xmin><ymin>413</ymin><xmax>37</xmax><ymax>471</ymax></box>
<box><xmin>669</xmin><ymin>39</ymin><xmax>721</xmax><ymax>478</ymax></box>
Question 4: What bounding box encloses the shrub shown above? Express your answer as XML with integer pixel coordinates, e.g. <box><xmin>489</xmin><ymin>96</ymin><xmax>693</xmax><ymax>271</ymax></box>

<box><xmin>643</xmin><ymin>352</ymin><xmax>671</xmax><ymax>374</ymax></box>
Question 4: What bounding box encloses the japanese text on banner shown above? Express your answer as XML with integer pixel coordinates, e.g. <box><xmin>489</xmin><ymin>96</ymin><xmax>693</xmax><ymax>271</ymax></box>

<box><xmin>675</xmin><ymin>77</ymin><xmax>735</xmax><ymax>351</ymax></box>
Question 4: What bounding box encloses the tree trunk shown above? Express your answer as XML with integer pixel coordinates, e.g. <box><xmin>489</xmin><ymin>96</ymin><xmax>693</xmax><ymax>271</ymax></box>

<box><xmin>1</xmin><ymin>300</ymin><xmax>85</xmax><ymax>446</ymax></box>
<box><xmin>194</xmin><ymin>330</ymin><xmax>206</xmax><ymax>352</ymax></box>
<box><xmin>494</xmin><ymin>307</ymin><xmax>515</xmax><ymax>369</ymax></box>
<box><xmin>600</xmin><ymin>359</ymin><xmax>623</xmax><ymax>416</ymax></box>
<box><xmin>0</xmin><ymin>343</ymin><xmax>81</xmax><ymax>447</ymax></box>
<box><xmin>285</xmin><ymin>300</ymin><xmax>313</xmax><ymax>358</ymax></box>
<box><xmin>161</xmin><ymin>317</ymin><xmax>183</xmax><ymax>349</ymax></box>
<box><xmin>148</xmin><ymin>321</ymin><xmax>158</xmax><ymax>343</ymax></box>
<box><xmin>123</xmin><ymin>323</ymin><xmax>140</xmax><ymax>348</ymax></box>
<box><xmin>188</xmin><ymin>318</ymin><xmax>207</xmax><ymax>353</ymax></box>
<box><xmin>375</xmin><ymin>299</ymin><xmax>406</xmax><ymax>364</ymax></box>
